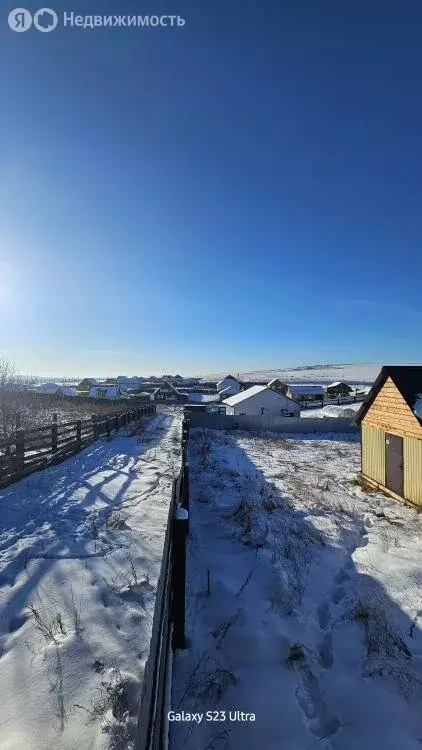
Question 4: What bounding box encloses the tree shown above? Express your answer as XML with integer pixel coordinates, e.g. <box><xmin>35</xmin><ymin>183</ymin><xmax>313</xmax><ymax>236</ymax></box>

<box><xmin>0</xmin><ymin>356</ymin><xmax>26</xmax><ymax>438</ymax></box>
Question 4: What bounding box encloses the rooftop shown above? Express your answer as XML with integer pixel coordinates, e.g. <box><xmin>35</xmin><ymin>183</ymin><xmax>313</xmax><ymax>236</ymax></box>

<box><xmin>223</xmin><ymin>384</ymin><xmax>270</xmax><ymax>407</ymax></box>
<box><xmin>356</xmin><ymin>365</ymin><xmax>422</xmax><ymax>424</ymax></box>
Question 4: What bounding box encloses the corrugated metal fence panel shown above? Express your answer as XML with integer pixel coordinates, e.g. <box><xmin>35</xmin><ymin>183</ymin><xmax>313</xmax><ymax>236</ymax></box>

<box><xmin>186</xmin><ymin>413</ymin><xmax>358</xmax><ymax>434</ymax></box>
<box><xmin>404</xmin><ymin>437</ymin><xmax>422</xmax><ymax>506</ymax></box>
<box><xmin>362</xmin><ymin>424</ymin><xmax>385</xmax><ymax>484</ymax></box>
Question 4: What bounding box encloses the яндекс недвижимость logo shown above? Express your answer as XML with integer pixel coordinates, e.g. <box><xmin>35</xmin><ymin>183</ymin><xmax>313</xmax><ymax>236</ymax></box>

<box><xmin>8</xmin><ymin>7</ymin><xmax>58</xmax><ymax>32</ymax></box>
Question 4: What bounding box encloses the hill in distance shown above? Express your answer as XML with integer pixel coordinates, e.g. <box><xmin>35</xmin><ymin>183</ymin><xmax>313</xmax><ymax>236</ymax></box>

<box><xmin>202</xmin><ymin>363</ymin><xmax>385</xmax><ymax>386</ymax></box>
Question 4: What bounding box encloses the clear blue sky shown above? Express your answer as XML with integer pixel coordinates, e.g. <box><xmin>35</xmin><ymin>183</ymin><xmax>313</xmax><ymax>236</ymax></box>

<box><xmin>1</xmin><ymin>0</ymin><xmax>422</xmax><ymax>377</ymax></box>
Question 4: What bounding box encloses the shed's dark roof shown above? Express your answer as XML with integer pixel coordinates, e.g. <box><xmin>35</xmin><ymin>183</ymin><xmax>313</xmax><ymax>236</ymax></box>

<box><xmin>355</xmin><ymin>366</ymin><xmax>422</xmax><ymax>425</ymax></box>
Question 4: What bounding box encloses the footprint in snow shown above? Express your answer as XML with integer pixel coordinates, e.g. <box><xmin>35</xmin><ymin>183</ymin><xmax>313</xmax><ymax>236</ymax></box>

<box><xmin>100</xmin><ymin>592</ymin><xmax>109</xmax><ymax>608</ymax></box>
<box><xmin>295</xmin><ymin>663</ymin><xmax>340</xmax><ymax>738</ymax></box>
<box><xmin>331</xmin><ymin>586</ymin><xmax>346</xmax><ymax>605</ymax></box>
<box><xmin>333</xmin><ymin>568</ymin><xmax>349</xmax><ymax>585</ymax></box>
<box><xmin>317</xmin><ymin>601</ymin><xmax>330</xmax><ymax>630</ymax></box>
<box><xmin>318</xmin><ymin>633</ymin><xmax>334</xmax><ymax>669</ymax></box>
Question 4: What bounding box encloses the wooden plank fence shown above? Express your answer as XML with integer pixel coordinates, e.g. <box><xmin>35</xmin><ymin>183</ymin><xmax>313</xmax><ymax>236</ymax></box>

<box><xmin>136</xmin><ymin>418</ymin><xmax>190</xmax><ymax>750</ymax></box>
<box><xmin>0</xmin><ymin>404</ymin><xmax>156</xmax><ymax>489</ymax></box>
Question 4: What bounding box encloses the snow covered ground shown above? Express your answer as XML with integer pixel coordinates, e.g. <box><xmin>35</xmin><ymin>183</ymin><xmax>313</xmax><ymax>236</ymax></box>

<box><xmin>0</xmin><ymin>412</ymin><xmax>182</xmax><ymax>750</ymax></box>
<box><xmin>301</xmin><ymin>403</ymin><xmax>361</xmax><ymax>419</ymax></box>
<box><xmin>171</xmin><ymin>428</ymin><xmax>422</xmax><ymax>750</ymax></box>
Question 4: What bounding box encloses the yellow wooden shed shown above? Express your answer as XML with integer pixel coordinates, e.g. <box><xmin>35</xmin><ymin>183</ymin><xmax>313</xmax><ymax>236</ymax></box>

<box><xmin>356</xmin><ymin>366</ymin><xmax>422</xmax><ymax>506</ymax></box>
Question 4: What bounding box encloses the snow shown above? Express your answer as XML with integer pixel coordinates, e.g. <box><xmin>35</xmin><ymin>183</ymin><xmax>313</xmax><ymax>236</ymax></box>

<box><xmin>414</xmin><ymin>395</ymin><xmax>422</xmax><ymax>419</ymax></box>
<box><xmin>301</xmin><ymin>403</ymin><xmax>361</xmax><ymax>419</ymax></box>
<box><xmin>171</xmin><ymin>428</ymin><xmax>422</xmax><ymax>750</ymax></box>
<box><xmin>0</xmin><ymin>412</ymin><xmax>182</xmax><ymax>750</ymax></box>
<box><xmin>222</xmin><ymin>385</ymin><xmax>267</xmax><ymax>407</ymax></box>
<box><xmin>188</xmin><ymin>394</ymin><xmax>220</xmax><ymax>404</ymax></box>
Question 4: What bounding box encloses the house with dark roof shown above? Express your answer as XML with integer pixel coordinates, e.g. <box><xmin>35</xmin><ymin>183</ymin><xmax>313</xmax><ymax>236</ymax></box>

<box><xmin>356</xmin><ymin>365</ymin><xmax>422</xmax><ymax>505</ymax></box>
<box><xmin>151</xmin><ymin>381</ymin><xmax>187</xmax><ymax>403</ymax></box>
<box><xmin>286</xmin><ymin>384</ymin><xmax>324</xmax><ymax>402</ymax></box>
<box><xmin>325</xmin><ymin>381</ymin><xmax>353</xmax><ymax>397</ymax></box>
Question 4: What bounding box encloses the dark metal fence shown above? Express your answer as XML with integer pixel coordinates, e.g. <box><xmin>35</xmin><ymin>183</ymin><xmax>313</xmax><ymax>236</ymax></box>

<box><xmin>300</xmin><ymin>394</ymin><xmax>366</xmax><ymax>409</ymax></box>
<box><xmin>136</xmin><ymin>418</ymin><xmax>190</xmax><ymax>750</ymax></box>
<box><xmin>0</xmin><ymin>404</ymin><xmax>156</xmax><ymax>488</ymax></box>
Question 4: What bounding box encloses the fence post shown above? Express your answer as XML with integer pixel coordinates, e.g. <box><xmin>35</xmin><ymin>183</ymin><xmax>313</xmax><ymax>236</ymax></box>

<box><xmin>115</xmin><ymin>414</ymin><xmax>119</xmax><ymax>432</ymax></box>
<box><xmin>106</xmin><ymin>417</ymin><xmax>110</xmax><ymax>438</ymax></box>
<box><xmin>172</xmin><ymin>505</ymin><xmax>188</xmax><ymax>650</ymax></box>
<box><xmin>16</xmin><ymin>429</ymin><xmax>25</xmax><ymax>473</ymax></box>
<box><xmin>182</xmin><ymin>463</ymin><xmax>190</xmax><ymax>534</ymax></box>
<box><xmin>52</xmin><ymin>414</ymin><xmax>58</xmax><ymax>454</ymax></box>
<box><xmin>76</xmin><ymin>420</ymin><xmax>82</xmax><ymax>449</ymax></box>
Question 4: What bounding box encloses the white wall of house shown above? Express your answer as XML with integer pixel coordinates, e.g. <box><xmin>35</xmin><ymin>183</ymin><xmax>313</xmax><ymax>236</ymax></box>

<box><xmin>225</xmin><ymin>387</ymin><xmax>300</xmax><ymax>417</ymax></box>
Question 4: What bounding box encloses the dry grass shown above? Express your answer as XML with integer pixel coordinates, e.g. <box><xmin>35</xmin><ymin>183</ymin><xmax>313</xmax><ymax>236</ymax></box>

<box><xmin>27</xmin><ymin>602</ymin><xmax>67</xmax><ymax>644</ymax></box>
<box><xmin>285</xmin><ymin>642</ymin><xmax>306</xmax><ymax>668</ymax></box>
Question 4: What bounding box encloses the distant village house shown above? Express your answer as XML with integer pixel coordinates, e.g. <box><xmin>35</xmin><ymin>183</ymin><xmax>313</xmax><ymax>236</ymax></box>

<box><xmin>152</xmin><ymin>381</ymin><xmax>187</xmax><ymax>403</ymax></box>
<box><xmin>267</xmin><ymin>378</ymin><xmax>288</xmax><ymax>395</ymax></box>
<box><xmin>216</xmin><ymin>376</ymin><xmax>241</xmax><ymax>397</ymax></box>
<box><xmin>223</xmin><ymin>385</ymin><xmax>300</xmax><ymax>417</ymax></box>
<box><xmin>286</xmin><ymin>385</ymin><xmax>324</xmax><ymax>403</ymax></box>
<box><xmin>325</xmin><ymin>381</ymin><xmax>353</xmax><ymax>397</ymax></box>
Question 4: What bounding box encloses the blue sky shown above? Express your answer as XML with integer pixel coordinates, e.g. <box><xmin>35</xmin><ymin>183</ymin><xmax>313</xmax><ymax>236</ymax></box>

<box><xmin>1</xmin><ymin>0</ymin><xmax>422</xmax><ymax>377</ymax></box>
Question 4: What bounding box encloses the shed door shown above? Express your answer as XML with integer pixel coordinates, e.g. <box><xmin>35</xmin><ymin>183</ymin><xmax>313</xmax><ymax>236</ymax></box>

<box><xmin>385</xmin><ymin>433</ymin><xmax>404</xmax><ymax>496</ymax></box>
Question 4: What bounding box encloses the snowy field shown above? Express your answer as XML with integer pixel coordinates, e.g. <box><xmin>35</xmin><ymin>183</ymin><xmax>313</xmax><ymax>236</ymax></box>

<box><xmin>171</xmin><ymin>428</ymin><xmax>422</xmax><ymax>750</ymax></box>
<box><xmin>0</xmin><ymin>412</ymin><xmax>181</xmax><ymax>750</ymax></box>
<box><xmin>204</xmin><ymin>364</ymin><xmax>383</xmax><ymax>386</ymax></box>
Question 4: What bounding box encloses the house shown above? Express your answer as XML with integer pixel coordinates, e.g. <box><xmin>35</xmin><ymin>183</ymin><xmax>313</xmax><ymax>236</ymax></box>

<box><xmin>152</xmin><ymin>381</ymin><xmax>187</xmax><ymax>403</ymax></box>
<box><xmin>78</xmin><ymin>378</ymin><xmax>98</xmax><ymax>391</ymax></box>
<box><xmin>216</xmin><ymin>375</ymin><xmax>241</xmax><ymax>396</ymax></box>
<box><xmin>325</xmin><ymin>381</ymin><xmax>353</xmax><ymax>397</ymax></box>
<box><xmin>286</xmin><ymin>384</ymin><xmax>324</xmax><ymax>402</ymax></box>
<box><xmin>218</xmin><ymin>386</ymin><xmax>236</xmax><ymax>399</ymax></box>
<box><xmin>37</xmin><ymin>382</ymin><xmax>61</xmax><ymax>394</ymax></box>
<box><xmin>116</xmin><ymin>376</ymin><xmax>143</xmax><ymax>386</ymax></box>
<box><xmin>267</xmin><ymin>378</ymin><xmax>288</xmax><ymax>395</ymax></box>
<box><xmin>57</xmin><ymin>386</ymin><xmax>78</xmax><ymax>397</ymax></box>
<box><xmin>89</xmin><ymin>386</ymin><xmax>122</xmax><ymax>400</ymax></box>
<box><xmin>223</xmin><ymin>385</ymin><xmax>300</xmax><ymax>417</ymax></box>
<box><xmin>356</xmin><ymin>366</ymin><xmax>422</xmax><ymax>505</ymax></box>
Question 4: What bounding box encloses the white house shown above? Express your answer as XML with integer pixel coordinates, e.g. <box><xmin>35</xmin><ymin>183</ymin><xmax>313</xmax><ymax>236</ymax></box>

<box><xmin>223</xmin><ymin>385</ymin><xmax>300</xmax><ymax>417</ymax></box>
<box><xmin>216</xmin><ymin>375</ymin><xmax>241</xmax><ymax>396</ymax></box>
<box><xmin>286</xmin><ymin>384</ymin><xmax>324</xmax><ymax>402</ymax></box>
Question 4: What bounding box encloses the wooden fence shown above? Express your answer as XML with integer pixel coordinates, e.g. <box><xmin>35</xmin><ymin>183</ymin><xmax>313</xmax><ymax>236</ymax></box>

<box><xmin>0</xmin><ymin>404</ymin><xmax>156</xmax><ymax>489</ymax></box>
<box><xmin>136</xmin><ymin>418</ymin><xmax>190</xmax><ymax>750</ymax></box>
